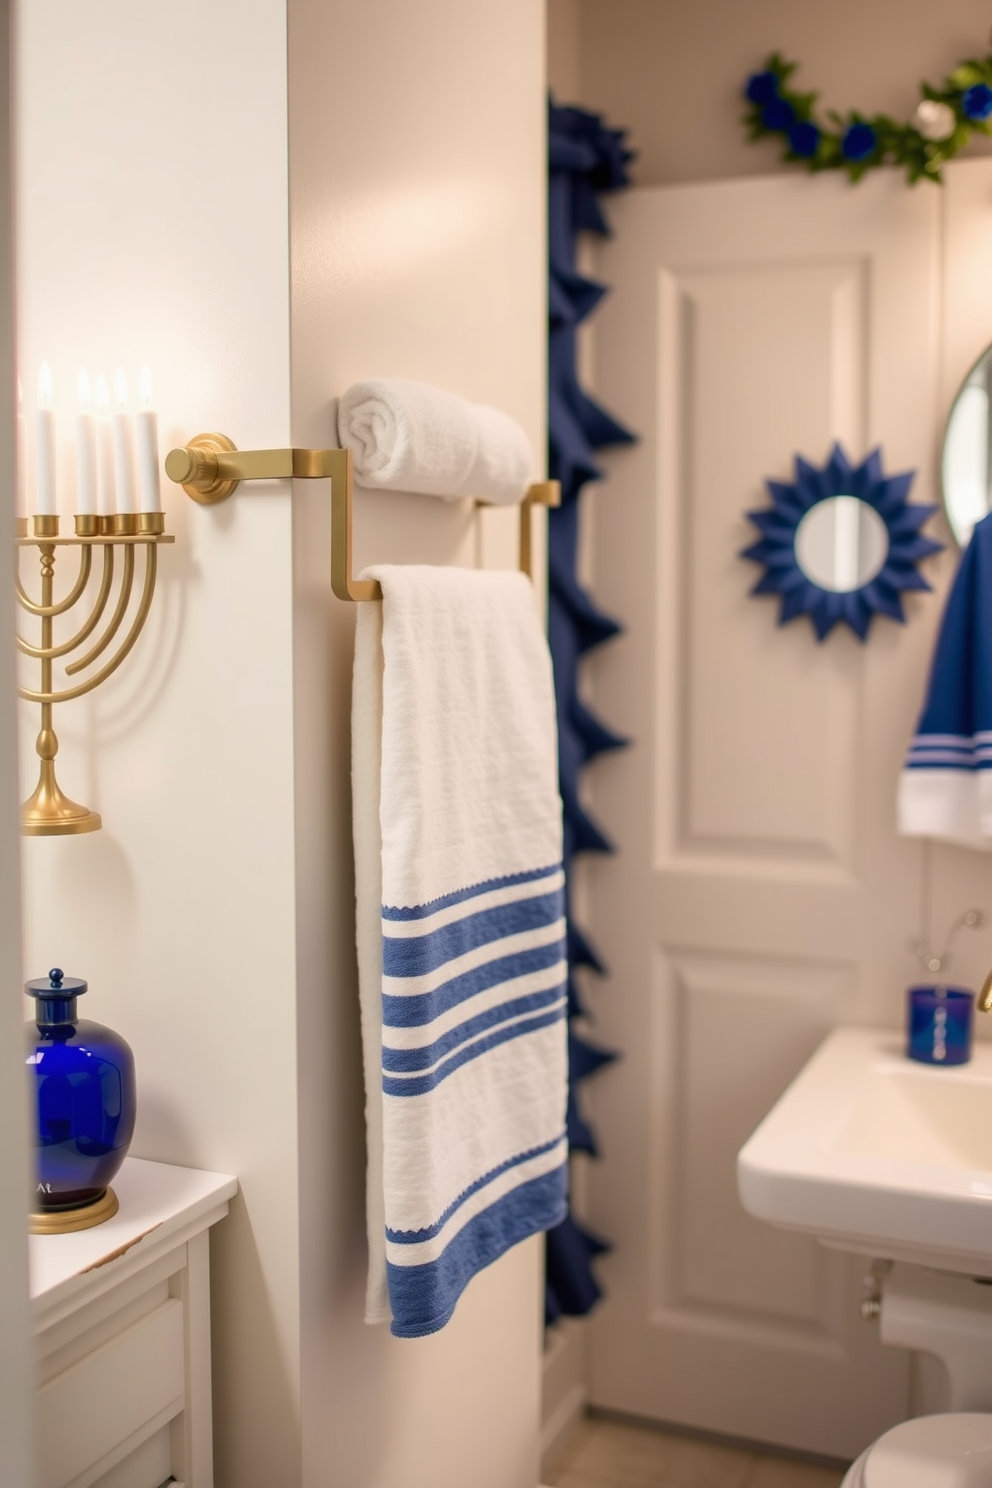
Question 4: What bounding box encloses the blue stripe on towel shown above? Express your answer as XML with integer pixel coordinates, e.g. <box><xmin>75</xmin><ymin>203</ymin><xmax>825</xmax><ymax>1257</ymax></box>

<box><xmin>382</xmin><ymin>937</ymin><xmax>566</xmax><ymax>1027</ymax></box>
<box><xmin>385</xmin><ymin>1165</ymin><xmax>568</xmax><ymax>1338</ymax></box>
<box><xmin>382</xmin><ymin>863</ymin><xmax>562</xmax><ymax>921</ymax></box>
<box><xmin>382</xmin><ymin>888</ymin><xmax>564</xmax><ymax>978</ymax></box>
<box><xmin>382</xmin><ymin>1000</ymin><xmax>567</xmax><ymax>1096</ymax></box>
<box><xmin>383</xmin><ymin>986</ymin><xmax>568</xmax><ymax>1073</ymax></box>
<box><xmin>380</xmin><ymin>857</ymin><xmax>568</xmax><ymax>1336</ymax></box>
<box><xmin>385</xmin><ymin>1133</ymin><xmax>566</xmax><ymax>1243</ymax></box>
<box><xmin>905</xmin><ymin>732</ymin><xmax>992</xmax><ymax>770</ymax></box>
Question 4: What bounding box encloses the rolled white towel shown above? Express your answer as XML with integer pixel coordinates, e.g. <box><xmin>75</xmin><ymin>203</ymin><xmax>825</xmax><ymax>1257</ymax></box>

<box><xmin>337</xmin><ymin>377</ymin><xmax>533</xmax><ymax>506</ymax></box>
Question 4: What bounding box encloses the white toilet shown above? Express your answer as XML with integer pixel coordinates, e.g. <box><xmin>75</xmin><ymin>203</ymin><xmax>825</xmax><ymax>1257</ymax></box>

<box><xmin>841</xmin><ymin>1415</ymin><xmax>992</xmax><ymax>1486</ymax></box>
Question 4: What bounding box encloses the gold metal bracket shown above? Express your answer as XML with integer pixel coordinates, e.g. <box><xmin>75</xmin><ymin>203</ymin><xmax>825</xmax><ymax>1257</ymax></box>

<box><xmin>514</xmin><ymin>480</ymin><xmax>560</xmax><ymax>582</ymax></box>
<box><xmin>167</xmin><ymin>432</ymin><xmax>239</xmax><ymax>505</ymax></box>
<box><xmin>164</xmin><ymin>436</ymin><xmax>560</xmax><ymax>600</ymax></box>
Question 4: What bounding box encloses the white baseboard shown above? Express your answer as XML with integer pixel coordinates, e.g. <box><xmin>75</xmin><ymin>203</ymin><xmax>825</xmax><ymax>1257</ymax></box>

<box><xmin>542</xmin><ymin>1313</ymin><xmax>588</xmax><ymax>1475</ymax></box>
<box><xmin>541</xmin><ymin>1379</ymin><xmax>587</xmax><ymax>1466</ymax></box>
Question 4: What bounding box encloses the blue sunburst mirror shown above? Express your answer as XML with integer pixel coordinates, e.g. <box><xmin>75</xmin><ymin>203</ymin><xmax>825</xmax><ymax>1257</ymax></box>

<box><xmin>741</xmin><ymin>443</ymin><xmax>944</xmax><ymax>641</ymax></box>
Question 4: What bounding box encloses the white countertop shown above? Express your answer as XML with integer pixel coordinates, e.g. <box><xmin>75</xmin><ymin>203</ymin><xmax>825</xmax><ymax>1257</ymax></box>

<box><xmin>30</xmin><ymin>1156</ymin><xmax>238</xmax><ymax>1324</ymax></box>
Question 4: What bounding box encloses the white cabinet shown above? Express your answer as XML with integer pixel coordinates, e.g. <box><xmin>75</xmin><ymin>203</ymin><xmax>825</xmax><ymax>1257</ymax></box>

<box><xmin>31</xmin><ymin>1159</ymin><xmax>237</xmax><ymax>1488</ymax></box>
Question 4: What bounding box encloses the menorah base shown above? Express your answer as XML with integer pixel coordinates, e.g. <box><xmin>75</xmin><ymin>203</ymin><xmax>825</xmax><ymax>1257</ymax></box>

<box><xmin>21</xmin><ymin>761</ymin><xmax>102</xmax><ymax>837</ymax></box>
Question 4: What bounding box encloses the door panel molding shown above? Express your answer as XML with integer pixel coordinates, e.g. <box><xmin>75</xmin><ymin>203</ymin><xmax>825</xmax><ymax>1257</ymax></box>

<box><xmin>657</xmin><ymin>261</ymin><xmax>871</xmax><ymax>876</ymax></box>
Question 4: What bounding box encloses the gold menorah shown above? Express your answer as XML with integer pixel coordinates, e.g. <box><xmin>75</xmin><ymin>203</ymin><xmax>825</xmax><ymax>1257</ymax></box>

<box><xmin>15</xmin><ymin>512</ymin><xmax>173</xmax><ymax>835</ymax></box>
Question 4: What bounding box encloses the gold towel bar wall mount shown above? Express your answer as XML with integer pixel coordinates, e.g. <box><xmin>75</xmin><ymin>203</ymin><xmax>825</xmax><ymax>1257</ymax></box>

<box><xmin>164</xmin><ymin>435</ymin><xmax>560</xmax><ymax>602</ymax></box>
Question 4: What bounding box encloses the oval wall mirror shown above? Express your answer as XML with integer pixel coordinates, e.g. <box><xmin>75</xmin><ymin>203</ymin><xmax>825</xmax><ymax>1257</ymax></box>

<box><xmin>942</xmin><ymin>344</ymin><xmax>992</xmax><ymax>547</ymax></box>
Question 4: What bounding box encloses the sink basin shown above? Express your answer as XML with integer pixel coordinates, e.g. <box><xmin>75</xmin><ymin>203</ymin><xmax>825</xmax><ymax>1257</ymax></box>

<box><xmin>737</xmin><ymin>1026</ymin><xmax>992</xmax><ymax>1275</ymax></box>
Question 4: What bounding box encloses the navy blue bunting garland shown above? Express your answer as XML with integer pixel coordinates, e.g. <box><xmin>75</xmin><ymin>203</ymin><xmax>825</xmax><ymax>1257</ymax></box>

<box><xmin>545</xmin><ymin>100</ymin><xmax>636</xmax><ymax>1326</ymax></box>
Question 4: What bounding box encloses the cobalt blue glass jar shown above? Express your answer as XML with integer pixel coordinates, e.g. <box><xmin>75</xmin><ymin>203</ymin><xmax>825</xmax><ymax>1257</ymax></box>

<box><xmin>906</xmin><ymin>984</ymin><xmax>974</xmax><ymax>1066</ymax></box>
<box><xmin>25</xmin><ymin>968</ymin><xmax>136</xmax><ymax>1233</ymax></box>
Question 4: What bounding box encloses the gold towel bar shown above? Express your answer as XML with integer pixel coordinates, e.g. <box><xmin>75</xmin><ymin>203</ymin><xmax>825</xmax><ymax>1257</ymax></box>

<box><xmin>164</xmin><ymin>435</ymin><xmax>560</xmax><ymax>602</ymax></box>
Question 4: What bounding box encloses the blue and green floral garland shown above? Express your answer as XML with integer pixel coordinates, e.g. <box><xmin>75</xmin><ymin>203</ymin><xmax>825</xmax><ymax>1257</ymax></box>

<box><xmin>744</xmin><ymin>50</ymin><xmax>992</xmax><ymax>183</ymax></box>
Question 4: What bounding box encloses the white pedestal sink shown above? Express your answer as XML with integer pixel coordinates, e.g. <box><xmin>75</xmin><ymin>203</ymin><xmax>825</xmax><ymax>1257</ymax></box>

<box><xmin>738</xmin><ymin>1026</ymin><xmax>992</xmax><ymax>1277</ymax></box>
<box><xmin>738</xmin><ymin>1025</ymin><xmax>992</xmax><ymax>1415</ymax></box>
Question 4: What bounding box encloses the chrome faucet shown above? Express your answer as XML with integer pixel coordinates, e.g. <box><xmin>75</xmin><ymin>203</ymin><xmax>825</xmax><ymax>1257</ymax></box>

<box><xmin>911</xmin><ymin>910</ymin><xmax>991</xmax><ymax>1012</ymax></box>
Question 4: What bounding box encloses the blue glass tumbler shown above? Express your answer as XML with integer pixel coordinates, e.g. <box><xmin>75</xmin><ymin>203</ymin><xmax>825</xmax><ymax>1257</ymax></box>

<box><xmin>906</xmin><ymin>984</ymin><xmax>974</xmax><ymax>1066</ymax></box>
<box><xmin>25</xmin><ymin>968</ymin><xmax>136</xmax><ymax>1220</ymax></box>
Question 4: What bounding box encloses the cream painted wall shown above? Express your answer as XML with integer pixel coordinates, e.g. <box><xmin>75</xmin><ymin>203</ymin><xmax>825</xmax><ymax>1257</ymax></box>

<box><xmin>287</xmin><ymin>3</ymin><xmax>546</xmax><ymax>1485</ymax></box>
<box><xmin>15</xmin><ymin>4</ymin><xmax>300</xmax><ymax>1484</ymax></box>
<box><xmin>0</xmin><ymin>1</ymin><xmax>35</xmax><ymax>1482</ymax></box>
<box><xmin>547</xmin><ymin>0</ymin><xmax>581</xmax><ymax>107</ymax></box>
<box><xmin>549</xmin><ymin>0</ymin><xmax>992</xmax><ymax>186</ymax></box>
<box><xmin>15</xmin><ymin>3</ymin><xmax>549</xmax><ymax>1487</ymax></box>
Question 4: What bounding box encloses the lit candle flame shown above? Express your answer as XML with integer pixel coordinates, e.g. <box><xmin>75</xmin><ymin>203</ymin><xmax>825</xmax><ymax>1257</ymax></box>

<box><xmin>95</xmin><ymin>375</ymin><xmax>110</xmax><ymax>414</ymax></box>
<box><xmin>77</xmin><ymin>369</ymin><xmax>92</xmax><ymax>410</ymax></box>
<box><xmin>139</xmin><ymin>364</ymin><xmax>153</xmax><ymax>408</ymax></box>
<box><xmin>114</xmin><ymin>367</ymin><xmax>128</xmax><ymax>410</ymax></box>
<box><xmin>38</xmin><ymin>361</ymin><xmax>53</xmax><ymax>408</ymax></box>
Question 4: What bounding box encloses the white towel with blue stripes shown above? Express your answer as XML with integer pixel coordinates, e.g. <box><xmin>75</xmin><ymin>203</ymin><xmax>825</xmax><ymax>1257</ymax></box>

<box><xmin>898</xmin><ymin>510</ymin><xmax>992</xmax><ymax>849</ymax></box>
<box><xmin>352</xmin><ymin>564</ymin><xmax>569</xmax><ymax>1337</ymax></box>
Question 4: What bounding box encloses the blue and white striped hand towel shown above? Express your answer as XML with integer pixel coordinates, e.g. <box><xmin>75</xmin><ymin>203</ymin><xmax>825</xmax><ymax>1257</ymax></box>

<box><xmin>352</xmin><ymin>565</ymin><xmax>568</xmax><ymax>1338</ymax></box>
<box><xmin>898</xmin><ymin>510</ymin><xmax>992</xmax><ymax>848</ymax></box>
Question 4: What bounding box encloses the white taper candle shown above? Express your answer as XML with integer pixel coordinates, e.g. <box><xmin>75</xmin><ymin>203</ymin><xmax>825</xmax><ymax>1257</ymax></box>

<box><xmin>135</xmin><ymin>365</ymin><xmax>161</xmax><ymax>513</ymax></box>
<box><xmin>112</xmin><ymin>366</ymin><xmax>136</xmax><ymax>514</ymax></box>
<box><xmin>16</xmin><ymin>376</ymin><xmax>28</xmax><ymax>519</ymax></box>
<box><xmin>95</xmin><ymin>374</ymin><xmax>115</xmax><ymax>518</ymax></box>
<box><xmin>35</xmin><ymin>362</ymin><xmax>56</xmax><ymax>516</ymax></box>
<box><xmin>75</xmin><ymin>369</ymin><xmax>97</xmax><ymax>516</ymax></box>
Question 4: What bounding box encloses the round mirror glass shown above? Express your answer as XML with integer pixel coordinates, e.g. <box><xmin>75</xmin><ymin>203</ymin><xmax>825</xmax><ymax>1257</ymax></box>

<box><xmin>794</xmin><ymin>495</ymin><xmax>889</xmax><ymax>592</ymax></box>
<box><xmin>942</xmin><ymin>344</ymin><xmax>992</xmax><ymax>547</ymax></box>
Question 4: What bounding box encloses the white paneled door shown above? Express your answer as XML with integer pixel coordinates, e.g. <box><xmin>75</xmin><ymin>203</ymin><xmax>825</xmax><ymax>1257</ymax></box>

<box><xmin>583</xmin><ymin>171</ymin><xmax>953</xmax><ymax>1458</ymax></box>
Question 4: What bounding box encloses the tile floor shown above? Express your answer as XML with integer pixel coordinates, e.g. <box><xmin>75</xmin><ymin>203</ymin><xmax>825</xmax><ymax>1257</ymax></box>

<box><xmin>544</xmin><ymin>1415</ymin><xmax>848</xmax><ymax>1488</ymax></box>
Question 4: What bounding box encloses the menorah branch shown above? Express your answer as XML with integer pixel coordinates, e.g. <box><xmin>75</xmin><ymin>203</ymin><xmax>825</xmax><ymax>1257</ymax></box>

<box><xmin>15</xmin><ymin>541</ymin><xmax>91</xmax><ymax>617</ymax></box>
<box><xmin>65</xmin><ymin>544</ymin><xmax>135</xmax><ymax>678</ymax></box>
<box><xmin>17</xmin><ymin>544</ymin><xmax>114</xmax><ymax>661</ymax></box>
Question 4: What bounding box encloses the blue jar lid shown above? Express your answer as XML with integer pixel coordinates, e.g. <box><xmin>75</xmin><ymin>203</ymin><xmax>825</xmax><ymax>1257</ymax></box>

<box><xmin>24</xmin><ymin>967</ymin><xmax>87</xmax><ymax>998</ymax></box>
